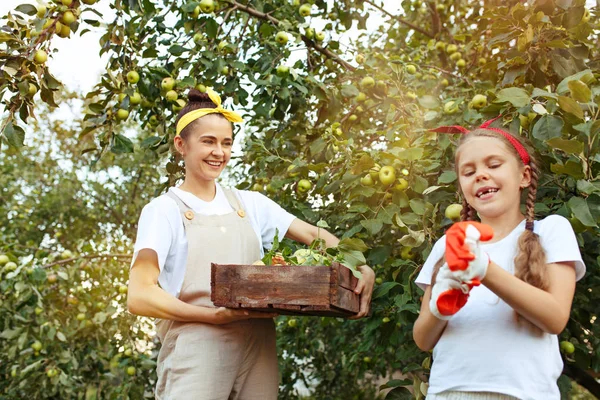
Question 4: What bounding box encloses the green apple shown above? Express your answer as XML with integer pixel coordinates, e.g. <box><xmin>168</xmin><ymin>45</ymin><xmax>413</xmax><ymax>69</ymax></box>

<box><xmin>4</xmin><ymin>262</ymin><xmax>17</xmax><ymax>272</ymax></box>
<box><xmin>36</xmin><ymin>4</ymin><xmax>47</xmax><ymax>17</ymax></box>
<box><xmin>35</xmin><ymin>307</ymin><xmax>43</xmax><ymax>315</ymax></box>
<box><xmin>126</xmin><ymin>366</ymin><xmax>136</xmax><ymax>376</ymax></box>
<box><xmin>435</xmin><ymin>41</ymin><xmax>445</xmax><ymax>51</ymax></box>
<box><xmin>456</xmin><ymin>59</ymin><xmax>466</xmax><ymax>68</ymax></box>
<box><xmin>355</xmin><ymin>106</ymin><xmax>364</xmax><ymax>114</ymax></box>
<box><xmin>47</xmin><ymin>274</ymin><xmax>57</xmax><ymax>283</ymax></box>
<box><xmin>315</xmin><ymin>31</ymin><xmax>325</xmax><ymax>42</ymax></box>
<box><xmin>124</xmin><ymin>348</ymin><xmax>133</xmax><ymax>357</ymax></box>
<box><xmin>406</xmin><ymin>91</ymin><xmax>417</xmax><ymax>100</ymax></box>
<box><xmin>165</xmin><ymin>90</ymin><xmax>178</xmax><ymax>102</ymax></box>
<box><xmin>287</xmin><ymin>164</ymin><xmax>300</xmax><ymax>177</ymax></box>
<box><xmin>369</xmin><ymin>163</ymin><xmax>381</xmax><ymax>178</ymax></box>
<box><xmin>363</xmin><ymin>356</ymin><xmax>371</xmax><ymax>363</ymax></box>
<box><xmin>440</xmin><ymin>78</ymin><xmax>449</xmax><ymax>87</ymax></box>
<box><xmin>382</xmin><ymin>317</ymin><xmax>391</xmax><ymax>323</ymax></box>
<box><xmin>379</xmin><ymin>166</ymin><xmax>396</xmax><ymax>186</ymax></box>
<box><xmin>405</xmin><ymin>64</ymin><xmax>417</xmax><ymax>74</ymax></box>
<box><xmin>57</xmin><ymin>24</ymin><xmax>71</xmax><ymax>38</ymax></box>
<box><xmin>252</xmin><ymin>183</ymin><xmax>263</xmax><ymax>191</ymax></box>
<box><xmin>375</xmin><ymin>277</ymin><xmax>383</xmax><ymax>285</ymax></box>
<box><xmin>81</xmin><ymin>0</ymin><xmax>97</xmax><ymax>4</ymax></box>
<box><xmin>76</xmin><ymin>313</ymin><xmax>86</xmax><ymax>321</ymax></box>
<box><xmin>299</xmin><ymin>3</ymin><xmax>311</xmax><ymax>17</ymax></box>
<box><xmin>287</xmin><ymin>318</ymin><xmax>297</xmax><ymax>327</ymax></box>
<box><xmin>305</xmin><ymin>27</ymin><xmax>314</xmax><ymax>39</ymax></box>
<box><xmin>196</xmin><ymin>84</ymin><xmax>206</xmax><ymax>92</ymax></box>
<box><xmin>220</xmin><ymin>66</ymin><xmax>230</xmax><ymax>75</ymax></box>
<box><xmin>445</xmin><ymin>203</ymin><xmax>463</xmax><ymax>221</ymax></box>
<box><xmin>130</xmin><ymin>92</ymin><xmax>142</xmax><ymax>105</ymax></box>
<box><xmin>400</xmin><ymin>246</ymin><xmax>415</xmax><ymax>260</ymax></box>
<box><xmin>193</xmin><ymin>33</ymin><xmax>204</xmax><ymax>46</ymax></box>
<box><xmin>149</xmin><ymin>115</ymin><xmax>159</xmax><ymax>126</ymax></box>
<box><xmin>560</xmin><ymin>340</ymin><xmax>575</xmax><ymax>354</ymax></box>
<box><xmin>449</xmin><ymin>52</ymin><xmax>462</xmax><ymax>61</ymax></box>
<box><xmin>126</xmin><ymin>71</ymin><xmax>140</xmax><ymax>84</ymax></box>
<box><xmin>33</xmin><ymin>49</ymin><xmax>48</xmax><ymax>64</ymax></box>
<box><xmin>0</xmin><ymin>254</ymin><xmax>9</xmax><ymax>265</ymax></box>
<box><xmin>61</xmin><ymin>0</ymin><xmax>73</xmax><ymax>6</ymax></box>
<box><xmin>119</xmin><ymin>285</ymin><xmax>128</xmax><ymax>294</ymax></box>
<box><xmin>199</xmin><ymin>0</ymin><xmax>215</xmax><ymax>13</ymax></box>
<box><xmin>355</xmin><ymin>54</ymin><xmax>365</xmax><ymax>64</ymax></box>
<box><xmin>67</xmin><ymin>295</ymin><xmax>79</xmax><ymax>305</ymax></box>
<box><xmin>478</xmin><ymin>57</ymin><xmax>487</xmax><ymax>66</ymax></box>
<box><xmin>61</xmin><ymin>10</ymin><xmax>76</xmax><ymax>24</ymax></box>
<box><xmin>276</xmin><ymin>65</ymin><xmax>289</xmax><ymax>77</ymax></box>
<box><xmin>360</xmin><ymin>76</ymin><xmax>375</xmax><ymax>89</ymax></box>
<box><xmin>275</xmin><ymin>31</ymin><xmax>288</xmax><ymax>45</ymax></box>
<box><xmin>355</xmin><ymin>92</ymin><xmax>366</xmax><ymax>102</ymax></box>
<box><xmin>446</xmin><ymin>44</ymin><xmax>458</xmax><ymax>54</ymax></box>
<box><xmin>348</xmin><ymin>115</ymin><xmax>358</xmax><ymax>122</ymax></box>
<box><xmin>297</xmin><ymin>179</ymin><xmax>312</xmax><ymax>193</ymax></box>
<box><xmin>161</xmin><ymin>77</ymin><xmax>175</xmax><ymax>91</ymax></box>
<box><xmin>360</xmin><ymin>174</ymin><xmax>374</xmax><ymax>186</ymax></box>
<box><xmin>394</xmin><ymin>178</ymin><xmax>409</xmax><ymax>191</ymax></box>
<box><xmin>172</xmin><ymin>98</ymin><xmax>186</xmax><ymax>112</ymax></box>
<box><xmin>28</xmin><ymin>83</ymin><xmax>38</xmax><ymax>95</ymax></box>
<box><xmin>401</xmin><ymin>168</ymin><xmax>409</xmax><ymax>176</ymax></box>
<box><xmin>31</xmin><ymin>340</ymin><xmax>43</xmax><ymax>351</ymax></box>
<box><xmin>116</xmin><ymin>109</ymin><xmax>129</xmax><ymax>120</ymax></box>
<box><xmin>443</xmin><ymin>100</ymin><xmax>459</xmax><ymax>114</ymax></box>
<box><xmin>471</xmin><ymin>94</ymin><xmax>487</xmax><ymax>109</ymax></box>
<box><xmin>61</xmin><ymin>249</ymin><xmax>73</xmax><ymax>259</ymax></box>
<box><xmin>46</xmin><ymin>368</ymin><xmax>58</xmax><ymax>378</ymax></box>
<box><xmin>436</xmin><ymin>4</ymin><xmax>445</xmax><ymax>12</ymax></box>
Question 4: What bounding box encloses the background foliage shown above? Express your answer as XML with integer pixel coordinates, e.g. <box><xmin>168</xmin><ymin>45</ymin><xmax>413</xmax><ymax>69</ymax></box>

<box><xmin>1</xmin><ymin>0</ymin><xmax>599</xmax><ymax>398</ymax></box>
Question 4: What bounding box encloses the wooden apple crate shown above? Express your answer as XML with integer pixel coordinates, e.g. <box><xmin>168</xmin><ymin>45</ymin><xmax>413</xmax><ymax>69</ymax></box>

<box><xmin>210</xmin><ymin>261</ymin><xmax>359</xmax><ymax>317</ymax></box>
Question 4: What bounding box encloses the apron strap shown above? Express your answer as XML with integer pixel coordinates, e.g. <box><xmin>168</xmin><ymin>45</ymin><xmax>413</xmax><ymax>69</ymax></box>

<box><xmin>166</xmin><ymin>190</ymin><xmax>193</xmax><ymax>212</ymax></box>
<box><xmin>222</xmin><ymin>188</ymin><xmax>244</xmax><ymax>213</ymax></box>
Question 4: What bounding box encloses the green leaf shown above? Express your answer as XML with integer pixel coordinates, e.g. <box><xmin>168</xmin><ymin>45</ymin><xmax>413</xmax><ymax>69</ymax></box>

<box><xmin>2</xmin><ymin>122</ymin><xmax>25</xmax><ymax>148</ymax></box>
<box><xmin>111</xmin><ymin>134</ymin><xmax>134</xmax><ymax>154</ymax></box>
<box><xmin>531</xmin><ymin>115</ymin><xmax>564</xmax><ymax>140</ymax></box>
<box><xmin>15</xmin><ymin>4</ymin><xmax>37</xmax><ymax>15</ymax></box>
<box><xmin>558</xmin><ymin>96</ymin><xmax>584</xmax><ymax>119</ymax></box>
<box><xmin>494</xmin><ymin>87</ymin><xmax>530</xmax><ymax>108</ymax></box>
<box><xmin>409</xmin><ymin>199</ymin><xmax>426</xmax><ymax>215</ymax></box>
<box><xmin>0</xmin><ymin>328</ymin><xmax>23</xmax><ymax>340</ymax></box>
<box><xmin>568</xmin><ymin>80</ymin><xmax>592</xmax><ymax>103</ymax></box>
<box><xmin>56</xmin><ymin>331</ymin><xmax>67</xmax><ymax>342</ymax></box>
<box><xmin>557</xmin><ymin>69</ymin><xmax>595</xmax><ymax>95</ymax></box>
<box><xmin>399</xmin><ymin>229</ymin><xmax>425</xmax><ymax>247</ymax></box>
<box><xmin>337</xmin><ymin>238</ymin><xmax>369</xmax><ymax>253</ymax></box>
<box><xmin>168</xmin><ymin>45</ymin><xmax>187</xmax><ymax>56</ymax></box>
<box><xmin>373</xmin><ymin>282</ymin><xmax>400</xmax><ymax>299</ymax></box>
<box><xmin>389</xmin><ymin>147</ymin><xmax>424</xmax><ymax>161</ymax></box>
<box><xmin>551</xmin><ymin>161</ymin><xmax>584</xmax><ymax>179</ymax></box>
<box><xmin>360</xmin><ymin>219</ymin><xmax>383</xmax><ymax>235</ymax></box>
<box><xmin>418</xmin><ymin>95</ymin><xmax>440</xmax><ymax>109</ymax></box>
<box><xmin>568</xmin><ymin>197</ymin><xmax>598</xmax><ymax>227</ymax></box>
<box><xmin>340</xmin><ymin>84</ymin><xmax>359</xmax><ymax>98</ymax></box>
<box><xmin>205</xmin><ymin>18</ymin><xmax>218</xmax><ymax>38</ymax></box>
<box><xmin>546</xmin><ymin>138</ymin><xmax>584</xmax><ymax>155</ymax></box>
<box><xmin>316</xmin><ymin>220</ymin><xmax>330</xmax><ymax>229</ymax></box>
<box><xmin>438</xmin><ymin>170</ymin><xmax>456</xmax><ymax>184</ymax></box>
<box><xmin>385</xmin><ymin>386</ymin><xmax>413</xmax><ymax>399</ymax></box>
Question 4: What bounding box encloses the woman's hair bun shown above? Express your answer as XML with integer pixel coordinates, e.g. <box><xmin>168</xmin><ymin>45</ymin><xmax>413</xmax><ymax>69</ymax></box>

<box><xmin>187</xmin><ymin>88</ymin><xmax>212</xmax><ymax>104</ymax></box>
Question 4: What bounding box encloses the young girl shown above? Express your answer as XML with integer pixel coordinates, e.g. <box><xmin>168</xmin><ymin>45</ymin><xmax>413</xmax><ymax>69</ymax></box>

<box><xmin>127</xmin><ymin>88</ymin><xmax>374</xmax><ymax>400</ymax></box>
<box><xmin>413</xmin><ymin>121</ymin><xmax>586</xmax><ymax>400</ymax></box>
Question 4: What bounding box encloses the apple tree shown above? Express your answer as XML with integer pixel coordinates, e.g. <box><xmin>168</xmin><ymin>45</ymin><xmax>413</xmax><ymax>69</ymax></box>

<box><xmin>1</xmin><ymin>0</ymin><xmax>600</xmax><ymax>398</ymax></box>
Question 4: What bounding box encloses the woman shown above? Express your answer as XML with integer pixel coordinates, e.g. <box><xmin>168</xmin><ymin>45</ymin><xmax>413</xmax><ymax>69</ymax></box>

<box><xmin>127</xmin><ymin>88</ymin><xmax>375</xmax><ymax>400</ymax></box>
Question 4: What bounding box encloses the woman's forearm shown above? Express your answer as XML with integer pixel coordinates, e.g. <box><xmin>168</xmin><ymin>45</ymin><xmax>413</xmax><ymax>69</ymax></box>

<box><xmin>482</xmin><ymin>262</ymin><xmax>574</xmax><ymax>334</ymax></box>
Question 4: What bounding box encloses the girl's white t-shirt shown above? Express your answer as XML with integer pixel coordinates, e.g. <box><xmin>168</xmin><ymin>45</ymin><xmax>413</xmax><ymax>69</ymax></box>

<box><xmin>415</xmin><ymin>215</ymin><xmax>586</xmax><ymax>400</ymax></box>
<box><xmin>132</xmin><ymin>183</ymin><xmax>297</xmax><ymax>297</ymax></box>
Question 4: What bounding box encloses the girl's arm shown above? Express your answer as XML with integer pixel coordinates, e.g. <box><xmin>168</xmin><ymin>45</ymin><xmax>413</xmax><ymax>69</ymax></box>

<box><xmin>285</xmin><ymin>218</ymin><xmax>375</xmax><ymax>318</ymax></box>
<box><xmin>412</xmin><ymin>285</ymin><xmax>449</xmax><ymax>351</ymax></box>
<box><xmin>127</xmin><ymin>249</ymin><xmax>277</xmax><ymax>324</ymax></box>
<box><xmin>483</xmin><ymin>261</ymin><xmax>576</xmax><ymax>334</ymax></box>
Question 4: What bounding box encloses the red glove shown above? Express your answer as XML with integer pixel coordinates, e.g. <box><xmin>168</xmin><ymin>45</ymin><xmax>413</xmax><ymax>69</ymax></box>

<box><xmin>430</xmin><ymin>264</ymin><xmax>473</xmax><ymax>320</ymax></box>
<box><xmin>445</xmin><ymin>222</ymin><xmax>494</xmax><ymax>285</ymax></box>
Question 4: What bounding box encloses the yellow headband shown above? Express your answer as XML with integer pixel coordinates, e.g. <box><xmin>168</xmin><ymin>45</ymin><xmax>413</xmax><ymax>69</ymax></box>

<box><xmin>176</xmin><ymin>88</ymin><xmax>243</xmax><ymax>136</ymax></box>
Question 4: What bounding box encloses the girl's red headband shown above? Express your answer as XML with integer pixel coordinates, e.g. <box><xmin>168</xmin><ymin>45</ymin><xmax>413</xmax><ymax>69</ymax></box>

<box><xmin>430</xmin><ymin>116</ymin><xmax>530</xmax><ymax>165</ymax></box>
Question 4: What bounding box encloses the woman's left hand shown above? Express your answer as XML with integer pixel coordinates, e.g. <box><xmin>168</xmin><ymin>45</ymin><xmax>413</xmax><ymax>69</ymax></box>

<box><xmin>348</xmin><ymin>265</ymin><xmax>375</xmax><ymax>319</ymax></box>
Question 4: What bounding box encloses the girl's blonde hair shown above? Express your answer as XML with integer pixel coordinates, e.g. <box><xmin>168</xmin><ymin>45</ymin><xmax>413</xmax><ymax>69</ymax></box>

<box><xmin>432</xmin><ymin>128</ymin><xmax>549</xmax><ymax>298</ymax></box>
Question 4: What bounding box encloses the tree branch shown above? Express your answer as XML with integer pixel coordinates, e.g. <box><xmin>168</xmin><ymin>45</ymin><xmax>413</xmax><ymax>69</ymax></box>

<box><xmin>43</xmin><ymin>253</ymin><xmax>131</xmax><ymax>269</ymax></box>
<box><xmin>223</xmin><ymin>0</ymin><xmax>354</xmax><ymax>71</ymax></box>
<box><xmin>363</xmin><ymin>0</ymin><xmax>435</xmax><ymax>39</ymax></box>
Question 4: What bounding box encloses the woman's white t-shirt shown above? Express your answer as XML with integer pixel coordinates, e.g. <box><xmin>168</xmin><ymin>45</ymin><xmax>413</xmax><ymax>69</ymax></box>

<box><xmin>132</xmin><ymin>183</ymin><xmax>297</xmax><ymax>297</ymax></box>
<box><xmin>415</xmin><ymin>215</ymin><xmax>586</xmax><ymax>400</ymax></box>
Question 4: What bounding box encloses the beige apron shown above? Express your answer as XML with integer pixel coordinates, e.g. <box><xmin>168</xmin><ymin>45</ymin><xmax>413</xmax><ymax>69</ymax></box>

<box><xmin>155</xmin><ymin>189</ymin><xmax>278</xmax><ymax>400</ymax></box>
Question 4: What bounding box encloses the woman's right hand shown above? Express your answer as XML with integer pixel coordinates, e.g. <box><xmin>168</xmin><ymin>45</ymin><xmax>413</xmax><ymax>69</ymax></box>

<box><xmin>211</xmin><ymin>307</ymin><xmax>278</xmax><ymax>325</ymax></box>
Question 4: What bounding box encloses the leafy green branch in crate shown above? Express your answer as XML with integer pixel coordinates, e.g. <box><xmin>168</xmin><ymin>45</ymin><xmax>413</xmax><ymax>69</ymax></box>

<box><xmin>258</xmin><ymin>222</ymin><xmax>368</xmax><ymax>279</ymax></box>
